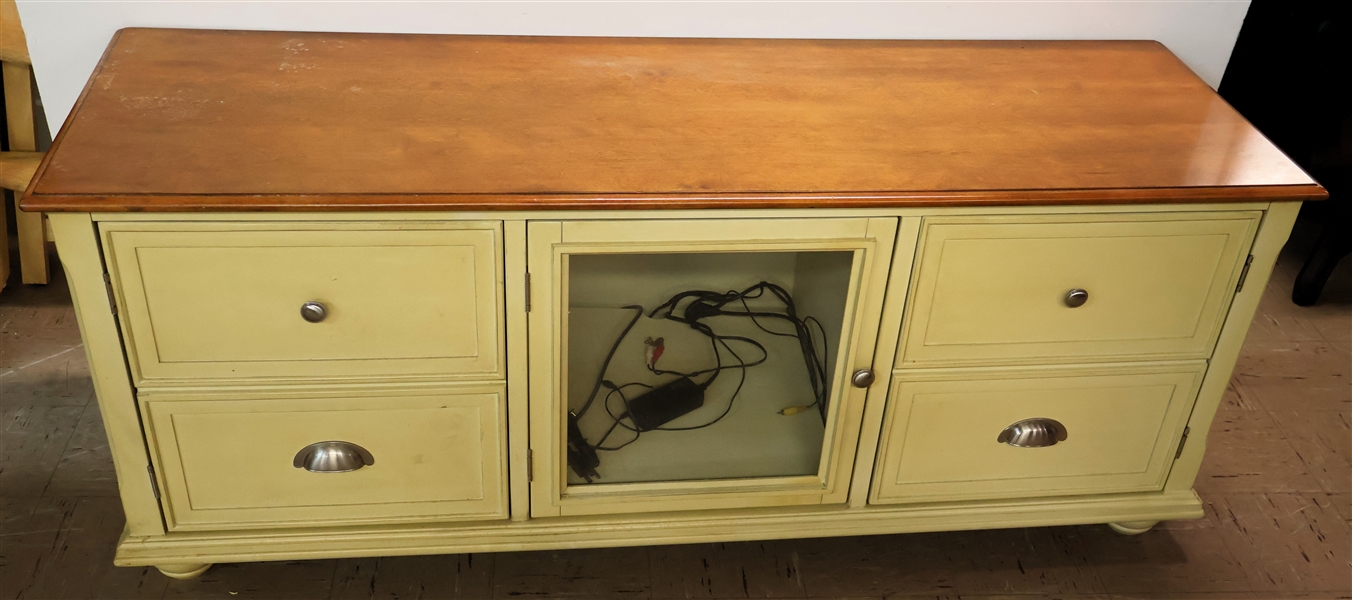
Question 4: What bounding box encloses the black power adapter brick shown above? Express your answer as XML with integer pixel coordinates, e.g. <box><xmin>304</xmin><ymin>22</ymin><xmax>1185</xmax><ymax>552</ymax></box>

<box><xmin>624</xmin><ymin>376</ymin><xmax>705</xmax><ymax>431</ymax></box>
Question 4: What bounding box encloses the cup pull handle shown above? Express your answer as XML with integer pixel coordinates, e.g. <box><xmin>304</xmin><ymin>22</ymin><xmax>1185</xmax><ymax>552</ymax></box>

<box><xmin>292</xmin><ymin>441</ymin><xmax>374</xmax><ymax>473</ymax></box>
<box><xmin>997</xmin><ymin>418</ymin><xmax>1068</xmax><ymax>448</ymax></box>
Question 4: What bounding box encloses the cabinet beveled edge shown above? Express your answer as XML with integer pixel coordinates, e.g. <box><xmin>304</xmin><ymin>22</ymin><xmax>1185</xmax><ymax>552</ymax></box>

<box><xmin>22</xmin><ymin>184</ymin><xmax>1326</xmax><ymax>213</ymax></box>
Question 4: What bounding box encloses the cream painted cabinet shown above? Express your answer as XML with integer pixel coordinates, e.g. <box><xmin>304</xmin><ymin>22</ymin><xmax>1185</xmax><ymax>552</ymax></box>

<box><xmin>24</xmin><ymin>30</ymin><xmax>1322</xmax><ymax>579</ymax></box>
<box><xmin>38</xmin><ymin>202</ymin><xmax>1298</xmax><ymax>576</ymax></box>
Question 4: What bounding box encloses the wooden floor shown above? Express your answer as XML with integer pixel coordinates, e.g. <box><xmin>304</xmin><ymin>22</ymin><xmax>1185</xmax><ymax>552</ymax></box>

<box><xmin>2</xmin><ymin>218</ymin><xmax>1348</xmax><ymax>600</ymax></box>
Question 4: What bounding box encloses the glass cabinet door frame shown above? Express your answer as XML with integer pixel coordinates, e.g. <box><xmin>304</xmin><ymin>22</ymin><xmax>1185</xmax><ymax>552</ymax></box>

<box><xmin>526</xmin><ymin>217</ymin><xmax>898</xmax><ymax>517</ymax></box>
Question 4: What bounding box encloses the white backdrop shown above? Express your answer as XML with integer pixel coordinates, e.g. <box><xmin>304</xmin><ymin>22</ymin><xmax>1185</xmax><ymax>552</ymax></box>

<box><xmin>17</xmin><ymin>1</ymin><xmax>1252</xmax><ymax>134</ymax></box>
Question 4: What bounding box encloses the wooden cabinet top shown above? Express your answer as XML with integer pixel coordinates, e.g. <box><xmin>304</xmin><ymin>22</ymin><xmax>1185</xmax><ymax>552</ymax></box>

<box><xmin>23</xmin><ymin>29</ymin><xmax>1324</xmax><ymax>212</ymax></box>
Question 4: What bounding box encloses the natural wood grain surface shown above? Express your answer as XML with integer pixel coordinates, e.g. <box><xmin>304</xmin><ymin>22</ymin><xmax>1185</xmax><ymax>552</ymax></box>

<box><xmin>0</xmin><ymin>0</ymin><xmax>30</xmax><ymax>65</ymax></box>
<box><xmin>22</xmin><ymin>29</ymin><xmax>1324</xmax><ymax>212</ymax></box>
<box><xmin>4</xmin><ymin>1</ymin><xmax>50</xmax><ymax>282</ymax></box>
<box><xmin>0</xmin><ymin>151</ymin><xmax>41</xmax><ymax>192</ymax></box>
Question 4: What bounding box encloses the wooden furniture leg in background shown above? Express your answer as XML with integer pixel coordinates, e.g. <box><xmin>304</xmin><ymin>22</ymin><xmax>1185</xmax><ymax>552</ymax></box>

<box><xmin>1</xmin><ymin>0</ymin><xmax>49</xmax><ymax>285</ymax></box>
<box><xmin>0</xmin><ymin>151</ymin><xmax>42</xmax><ymax>291</ymax></box>
<box><xmin>0</xmin><ymin>188</ymin><xmax>8</xmax><ymax>292</ymax></box>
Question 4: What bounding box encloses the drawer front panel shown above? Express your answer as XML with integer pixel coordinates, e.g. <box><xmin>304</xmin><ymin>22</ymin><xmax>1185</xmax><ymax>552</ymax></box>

<box><xmin>103</xmin><ymin>223</ymin><xmax>503</xmax><ymax>383</ymax></box>
<box><xmin>143</xmin><ymin>388</ymin><xmax>507</xmax><ymax>530</ymax></box>
<box><xmin>870</xmin><ymin>364</ymin><xmax>1205</xmax><ymax>504</ymax></box>
<box><xmin>897</xmin><ymin>213</ymin><xmax>1259</xmax><ymax>367</ymax></box>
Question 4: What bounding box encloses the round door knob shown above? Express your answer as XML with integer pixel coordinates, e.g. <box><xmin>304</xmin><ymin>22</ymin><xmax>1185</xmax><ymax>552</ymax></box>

<box><xmin>300</xmin><ymin>301</ymin><xmax>328</xmax><ymax>323</ymax></box>
<box><xmin>851</xmin><ymin>368</ymin><xmax>876</xmax><ymax>388</ymax></box>
<box><xmin>292</xmin><ymin>441</ymin><xmax>374</xmax><ymax>473</ymax></box>
<box><xmin>1064</xmin><ymin>289</ymin><xmax>1089</xmax><ymax>308</ymax></box>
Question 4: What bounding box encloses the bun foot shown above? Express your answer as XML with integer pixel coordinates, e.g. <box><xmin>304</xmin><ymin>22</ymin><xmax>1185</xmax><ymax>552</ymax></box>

<box><xmin>155</xmin><ymin>563</ymin><xmax>212</xmax><ymax>579</ymax></box>
<box><xmin>1108</xmin><ymin>520</ymin><xmax>1158</xmax><ymax>535</ymax></box>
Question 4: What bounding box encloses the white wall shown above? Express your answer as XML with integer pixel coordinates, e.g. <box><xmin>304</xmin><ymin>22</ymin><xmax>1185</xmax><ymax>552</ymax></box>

<box><xmin>18</xmin><ymin>1</ymin><xmax>1252</xmax><ymax>134</ymax></box>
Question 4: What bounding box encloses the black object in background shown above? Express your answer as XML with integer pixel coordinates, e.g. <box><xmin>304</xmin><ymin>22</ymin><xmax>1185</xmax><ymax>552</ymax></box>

<box><xmin>1219</xmin><ymin>0</ymin><xmax>1351</xmax><ymax>305</ymax></box>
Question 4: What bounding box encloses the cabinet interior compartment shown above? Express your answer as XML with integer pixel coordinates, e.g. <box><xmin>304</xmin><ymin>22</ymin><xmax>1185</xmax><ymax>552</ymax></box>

<box><xmin>564</xmin><ymin>250</ymin><xmax>855</xmax><ymax>485</ymax></box>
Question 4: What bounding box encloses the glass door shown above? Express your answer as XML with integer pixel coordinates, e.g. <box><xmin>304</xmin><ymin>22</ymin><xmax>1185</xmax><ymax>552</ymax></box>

<box><xmin>527</xmin><ymin>217</ymin><xmax>897</xmax><ymax>517</ymax></box>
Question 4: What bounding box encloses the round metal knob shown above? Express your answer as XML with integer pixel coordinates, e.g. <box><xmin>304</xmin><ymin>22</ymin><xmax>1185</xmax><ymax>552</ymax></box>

<box><xmin>851</xmin><ymin>368</ymin><xmax>876</xmax><ymax>388</ymax></box>
<box><xmin>997</xmin><ymin>418</ymin><xmax>1068</xmax><ymax>448</ymax></box>
<box><xmin>292</xmin><ymin>441</ymin><xmax>374</xmax><ymax>473</ymax></box>
<box><xmin>1064</xmin><ymin>289</ymin><xmax>1089</xmax><ymax>308</ymax></box>
<box><xmin>300</xmin><ymin>301</ymin><xmax>328</xmax><ymax>323</ymax></box>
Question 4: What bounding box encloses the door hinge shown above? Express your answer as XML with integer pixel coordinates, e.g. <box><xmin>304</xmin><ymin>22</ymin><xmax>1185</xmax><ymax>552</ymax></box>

<box><xmin>1174</xmin><ymin>426</ymin><xmax>1191</xmax><ymax>460</ymax></box>
<box><xmin>1236</xmin><ymin>255</ymin><xmax>1255</xmax><ymax>293</ymax></box>
<box><xmin>524</xmin><ymin>272</ymin><xmax>532</xmax><ymax>313</ymax></box>
<box><xmin>102</xmin><ymin>272</ymin><xmax>118</xmax><ymax>314</ymax></box>
<box><xmin>146</xmin><ymin>464</ymin><xmax>161</xmax><ymax>500</ymax></box>
<box><xmin>526</xmin><ymin>449</ymin><xmax>534</xmax><ymax>482</ymax></box>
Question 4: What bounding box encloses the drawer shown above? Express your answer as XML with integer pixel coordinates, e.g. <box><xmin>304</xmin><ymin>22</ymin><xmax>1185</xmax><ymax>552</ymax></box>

<box><xmin>141</xmin><ymin>387</ymin><xmax>507</xmax><ymax>531</ymax></box>
<box><xmin>870</xmin><ymin>363</ymin><xmax>1204</xmax><ymax>504</ymax></box>
<box><xmin>101</xmin><ymin>222</ymin><xmax>503</xmax><ymax>383</ymax></box>
<box><xmin>897</xmin><ymin>213</ymin><xmax>1260</xmax><ymax>367</ymax></box>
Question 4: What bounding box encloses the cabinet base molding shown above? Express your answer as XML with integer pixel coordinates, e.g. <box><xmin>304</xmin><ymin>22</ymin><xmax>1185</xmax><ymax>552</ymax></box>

<box><xmin>153</xmin><ymin>563</ymin><xmax>212</xmax><ymax>580</ymax></box>
<box><xmin>115</xmin><ymin>491</ymin><xmax>1202</xmax><ymax>566</ymax></box>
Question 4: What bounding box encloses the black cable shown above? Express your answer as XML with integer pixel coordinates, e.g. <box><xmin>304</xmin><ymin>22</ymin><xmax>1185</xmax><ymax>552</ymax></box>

<box><xmin>570</xmin><ymin>281</ymin><xmax>829</xmax><ymax>479</ymax></box>
<box><xmin>652</xmin><ymin>333</ymin><xmax>751</xmax><ymax>431</ymax></box>
<box><xmin>647</xmin><ymin>282</ymin><xmax>825</xmax><ymax>418</ymax></box>
<box><xmin>595</xmin><ymin>381</ymin><xmax>651</xmax><ymax>450</ymax></box>
<box><xmin>804</xmin><ymin>315</ymin><xmax>830</xmax><ymax>421</ymax></box>
<box><xmin>575</xmin><ymin>305</ymin><xmax>645</xmax><ymax>420</ymax></box>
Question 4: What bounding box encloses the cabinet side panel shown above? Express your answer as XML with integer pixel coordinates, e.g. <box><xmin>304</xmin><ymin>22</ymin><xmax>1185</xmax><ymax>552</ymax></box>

<box><xmin>1165</xmin><ymin>201</ymin><xmax>1300</xmax><ymax>491</ymax></box>
<box><xmin>48</xmin><ymin>213</ymin><xmax>166</xmax><ymax>536</ymax></box>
